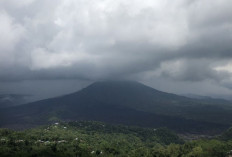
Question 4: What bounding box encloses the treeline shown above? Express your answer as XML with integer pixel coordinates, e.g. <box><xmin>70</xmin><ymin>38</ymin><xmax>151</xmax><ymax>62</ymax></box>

<box><xmin>0</xmin><ymin>121</ymin><xmax>232</xmax><ymax>157</ymax></box>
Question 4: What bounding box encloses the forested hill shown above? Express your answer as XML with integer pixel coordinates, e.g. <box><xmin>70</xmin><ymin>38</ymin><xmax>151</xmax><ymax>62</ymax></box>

<box><xmin>0</xmin><ymin>121</ymin><xmax>182</xmax><ymax>157</ymax></box>
<box><xmin>1</xmin><ymin>121</ymin><xmax>232</xmax><ymax>157</ymax></box>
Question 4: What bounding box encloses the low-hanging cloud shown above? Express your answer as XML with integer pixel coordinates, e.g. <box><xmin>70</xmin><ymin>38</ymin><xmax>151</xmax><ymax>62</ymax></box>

<box><xmin>0</xmin><ymin>0</ymin><xmax>232</xmax><ymax>95</ymax></box>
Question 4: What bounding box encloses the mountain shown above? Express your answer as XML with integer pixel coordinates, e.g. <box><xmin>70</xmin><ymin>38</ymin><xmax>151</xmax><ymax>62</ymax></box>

<box><xmin>1</xmin><ymin>80</ymin><xmax>232</xmax><ymax>134</ymax></box>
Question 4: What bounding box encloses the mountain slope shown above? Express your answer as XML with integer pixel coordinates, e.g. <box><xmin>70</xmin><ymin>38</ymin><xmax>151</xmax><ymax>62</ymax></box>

<box><xmin>75</xmin><ymin>81</ymin><xmax>232</xmax><ymax>122</ymax></box>
<box><xmin>0</xmin><ymin>80</ymin><xmax>232</xmax><ymax>133</ymax></box>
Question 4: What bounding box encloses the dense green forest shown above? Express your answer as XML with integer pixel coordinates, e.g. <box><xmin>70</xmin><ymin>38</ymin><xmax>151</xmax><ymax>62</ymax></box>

<box><xmin>1</xmin><ymin>121</ymin><xmax>232</xmax><ymax>157</ymax></box>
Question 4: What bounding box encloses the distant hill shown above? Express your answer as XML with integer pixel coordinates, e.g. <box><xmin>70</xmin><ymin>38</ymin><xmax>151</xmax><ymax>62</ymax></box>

<box><xmin>0</xmin><ymin>94</ymin><xmax>32</xmax><ymax>108</ymax></box>
<box><xmin>1</xmin><ymin>81</ymin><xmax>232</xmax><ymax>134</ymax></box>
<box><xmin>182</xmin><ymin>94</ymin><xmax>231</xmax><ymax>104</ymax></box>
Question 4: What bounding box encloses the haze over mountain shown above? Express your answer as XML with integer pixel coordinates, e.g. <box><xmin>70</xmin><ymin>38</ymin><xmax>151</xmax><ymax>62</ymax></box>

<box><xmin>1</xmin><ymin>0</ymin><xmax>232</xmax><ymax>101</ymax></box>
<box><xmin>0</xmin><ymin>94</ymin><xmax>32</xmax><ymax>108</ymax></box>
<box><xmin>1</xmin><ymin>81</ymin><xmax>231</xmax><ymax>134</ymax></box>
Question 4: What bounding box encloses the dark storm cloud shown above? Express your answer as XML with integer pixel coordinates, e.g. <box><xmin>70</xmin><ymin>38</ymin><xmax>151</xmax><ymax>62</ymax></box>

<box><xmin>0</xmin><ymin>0</ymin><xmax>232</xmax><ymax>97</ymax></box>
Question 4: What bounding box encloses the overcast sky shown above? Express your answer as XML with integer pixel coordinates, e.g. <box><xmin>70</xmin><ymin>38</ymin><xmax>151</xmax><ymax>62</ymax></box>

<box><xmin>0</xmin><ymin>0</ymin><xmax>232</xmax><ymax>100</ymax></box>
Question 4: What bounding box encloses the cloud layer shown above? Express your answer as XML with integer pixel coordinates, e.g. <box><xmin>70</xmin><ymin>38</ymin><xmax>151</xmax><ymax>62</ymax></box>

<box><xmin>0</xmin><ymin>0</ymin><xmax>232</xmax><ymax>96</ymax></box>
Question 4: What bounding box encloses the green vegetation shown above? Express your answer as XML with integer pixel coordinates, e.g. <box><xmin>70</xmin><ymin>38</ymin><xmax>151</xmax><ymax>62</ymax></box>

<box><xmin>0</xmin><ymin>121</ymin><xmax>182</xmax><ymax>157</ymax></box>
<box><xmin>221</xmin><ymin>127</ymin><xmax>232</xmax><ymax>141</ymax></box>
<box><xmin>0</xmin><ymin>121</ymin><xmax>232</xmax><ymax>157</ymax></box>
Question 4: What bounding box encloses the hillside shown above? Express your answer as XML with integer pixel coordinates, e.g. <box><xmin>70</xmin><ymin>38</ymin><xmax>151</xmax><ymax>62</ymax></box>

<box><xmin>1</xmin><ymin>121</ymin><xmax>232</xmax><ymax>157</ymax></box>
<box><xmin>1</xmin><ymin>81</ymin><xmax>232</xmax><ymax>134</ymax></box>
<box><xmin>0</xmin><ymin>121</ymin><xmax>182</xmax><ymax>157</ymax></box>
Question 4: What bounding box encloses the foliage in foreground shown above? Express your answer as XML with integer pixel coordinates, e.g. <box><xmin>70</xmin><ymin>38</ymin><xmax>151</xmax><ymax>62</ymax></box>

<box><xmin>0</xmin><ymin>121</ymin><xmax>232</xmax><ymax>157</ymax></box>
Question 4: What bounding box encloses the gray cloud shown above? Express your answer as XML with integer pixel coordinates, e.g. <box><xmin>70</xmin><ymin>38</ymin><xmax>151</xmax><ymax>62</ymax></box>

<box><xmin>0</xmin><ymin>0</ymin><xmax>232</xmax><ymax>98</ymax></box>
